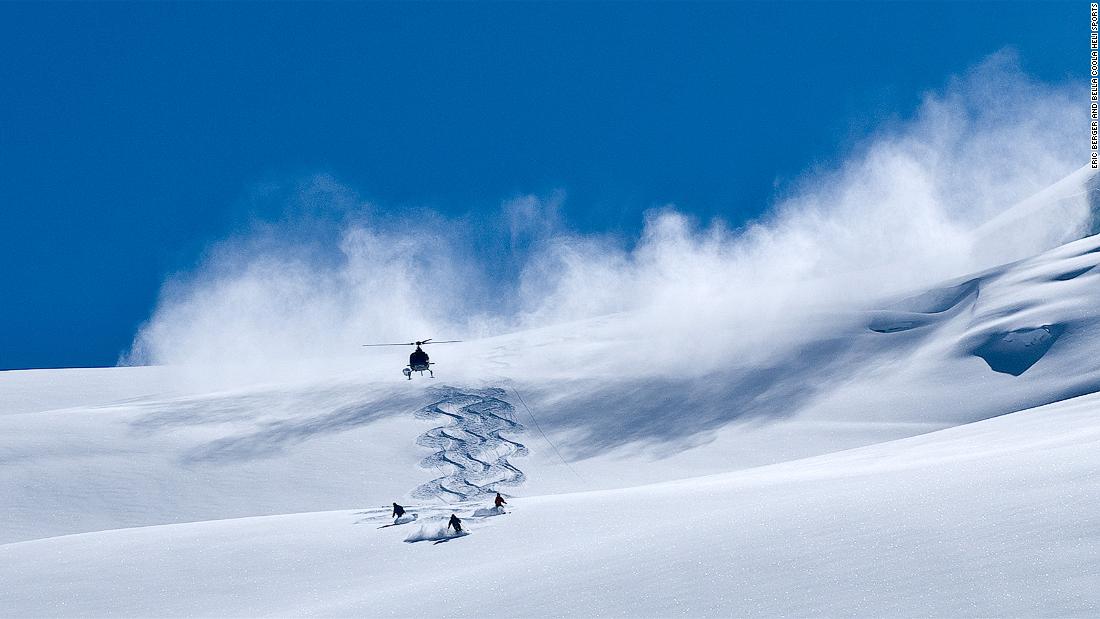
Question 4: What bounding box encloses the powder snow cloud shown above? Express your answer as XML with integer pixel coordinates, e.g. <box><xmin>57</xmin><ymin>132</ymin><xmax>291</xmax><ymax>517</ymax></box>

<box><xmin>127</xmin><ymin>51</ymin><xmax>1092</xmax><ymax>381</ymax></box>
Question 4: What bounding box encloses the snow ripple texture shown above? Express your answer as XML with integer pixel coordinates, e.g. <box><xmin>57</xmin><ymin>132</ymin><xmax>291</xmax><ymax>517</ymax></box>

<box><xmin>412</xmin><ymin>387</ymin><xmax>528</xmax><ymax>501</ymax></box>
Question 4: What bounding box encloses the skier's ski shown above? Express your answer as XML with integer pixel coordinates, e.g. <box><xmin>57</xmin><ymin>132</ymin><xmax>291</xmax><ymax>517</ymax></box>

<box><xmin>378</xmin><ymin>513</ymin><xmax>419</xmax><ymax>528</ymax></box>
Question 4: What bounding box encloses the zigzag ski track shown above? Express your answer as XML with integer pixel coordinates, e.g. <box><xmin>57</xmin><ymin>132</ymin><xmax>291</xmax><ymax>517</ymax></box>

<box><xmin>412</xmin><ymin>387</ymin><xmax>528</xmax><ymax>502</ymax></box>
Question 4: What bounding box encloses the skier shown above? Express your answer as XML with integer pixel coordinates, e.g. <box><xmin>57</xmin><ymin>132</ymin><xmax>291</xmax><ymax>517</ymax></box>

<box><xmin>447</xmin><ymin>513</ymin><xmax>463</xmax><ymax>533</ymax></box>
<box><xmin>494</xmin><ymin>492</ymin><xmax>507</xmax><ymax>509</ymax></box>
<box><xmin>392</xmin><ymin>502</ymin><xmax>405</xmax><ymax>518</ymax></box>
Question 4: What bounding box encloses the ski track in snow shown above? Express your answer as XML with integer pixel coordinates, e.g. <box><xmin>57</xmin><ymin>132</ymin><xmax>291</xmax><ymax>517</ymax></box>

<box><xmin>412</xmin><ymin>387</ymin><xmax>528</xmax><ymax>502</ymax></box>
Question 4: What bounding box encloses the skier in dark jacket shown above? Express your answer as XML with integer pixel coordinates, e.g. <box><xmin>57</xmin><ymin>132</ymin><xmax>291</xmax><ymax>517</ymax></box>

<box><xmin>494</xmin><ymin>493</ymin><xmax>507</xmax><ymax>509</ymax></box>
<box><xmin>392</xmin><ymin>503</ymin><xmax>405</xmax><ymax>518</ymax></box>
<box><xmin>447</xmin><ymin>513</ymin><xmax>463</xmax><ymax>533</ymax></box>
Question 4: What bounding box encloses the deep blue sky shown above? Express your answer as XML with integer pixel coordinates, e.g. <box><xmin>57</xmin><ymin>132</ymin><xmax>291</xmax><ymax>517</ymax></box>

<box><xmin>0</xmin><ymin>2</ymin><xmax>1082</xmax><ymax>370</ymax></box>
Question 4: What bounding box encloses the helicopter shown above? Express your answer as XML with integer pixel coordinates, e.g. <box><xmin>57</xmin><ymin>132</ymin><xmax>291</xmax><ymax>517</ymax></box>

<box><xmin>361</xmin><ymin>338</ymin><xmax>462</xmax><ymax>379</ymax></box>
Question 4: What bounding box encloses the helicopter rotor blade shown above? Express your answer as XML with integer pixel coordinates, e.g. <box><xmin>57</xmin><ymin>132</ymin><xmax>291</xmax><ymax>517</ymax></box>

<box><xmin>361</xmin><ymin>342</ymin><xmax>417</xmax><ymax>347</ymax></box>
<box><xmin>362</xmin><ymin>339</ymin><xmax>463</xmax><ymax>347</ymax></box>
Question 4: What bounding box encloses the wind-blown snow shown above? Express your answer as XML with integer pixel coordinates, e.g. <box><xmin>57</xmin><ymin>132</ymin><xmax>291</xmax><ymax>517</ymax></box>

<box><xmin>125</xmin><ymin>52</ymin><xmax>1089</xmax><ymax>388</ymax></box>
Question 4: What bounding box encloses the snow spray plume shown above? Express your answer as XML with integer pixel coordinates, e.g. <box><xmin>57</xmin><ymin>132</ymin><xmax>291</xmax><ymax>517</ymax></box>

<box><xmin>127</xmin><ymin>51</ymin><xmax>1091</xmax><ymax>383</ymax></box>
<box><xmin>511</xmin><ymin>51</ymin><xmax>1090</xmax><ymax>371</ymax></box>
<box><xmin>124</xmin><ymin>177</ymin><xmax>490</xmax><ymax>386</ymax></box>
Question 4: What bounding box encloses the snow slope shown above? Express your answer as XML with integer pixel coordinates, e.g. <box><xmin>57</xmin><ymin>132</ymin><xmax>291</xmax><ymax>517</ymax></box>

<box><xmin>1</xmin><ymin>390</ymin><xmax>1096</xmax><ymax>617</ymax></box>
<box><xmin>3</xmin><ymin>184</ymin><xmax>1100</xmax><ymax>614</ymax></box>
<box><xmin>6</xmin><ymin>234</ymin><xmax>1100</xmax><ymax>545</ymax></box>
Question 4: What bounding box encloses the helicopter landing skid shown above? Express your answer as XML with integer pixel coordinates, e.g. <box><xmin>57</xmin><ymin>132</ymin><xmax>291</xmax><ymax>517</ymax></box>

<box><xmin>403</xmin><ymin>367</ymin><xmax>434</xmax><ymax>380</ymax></box>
